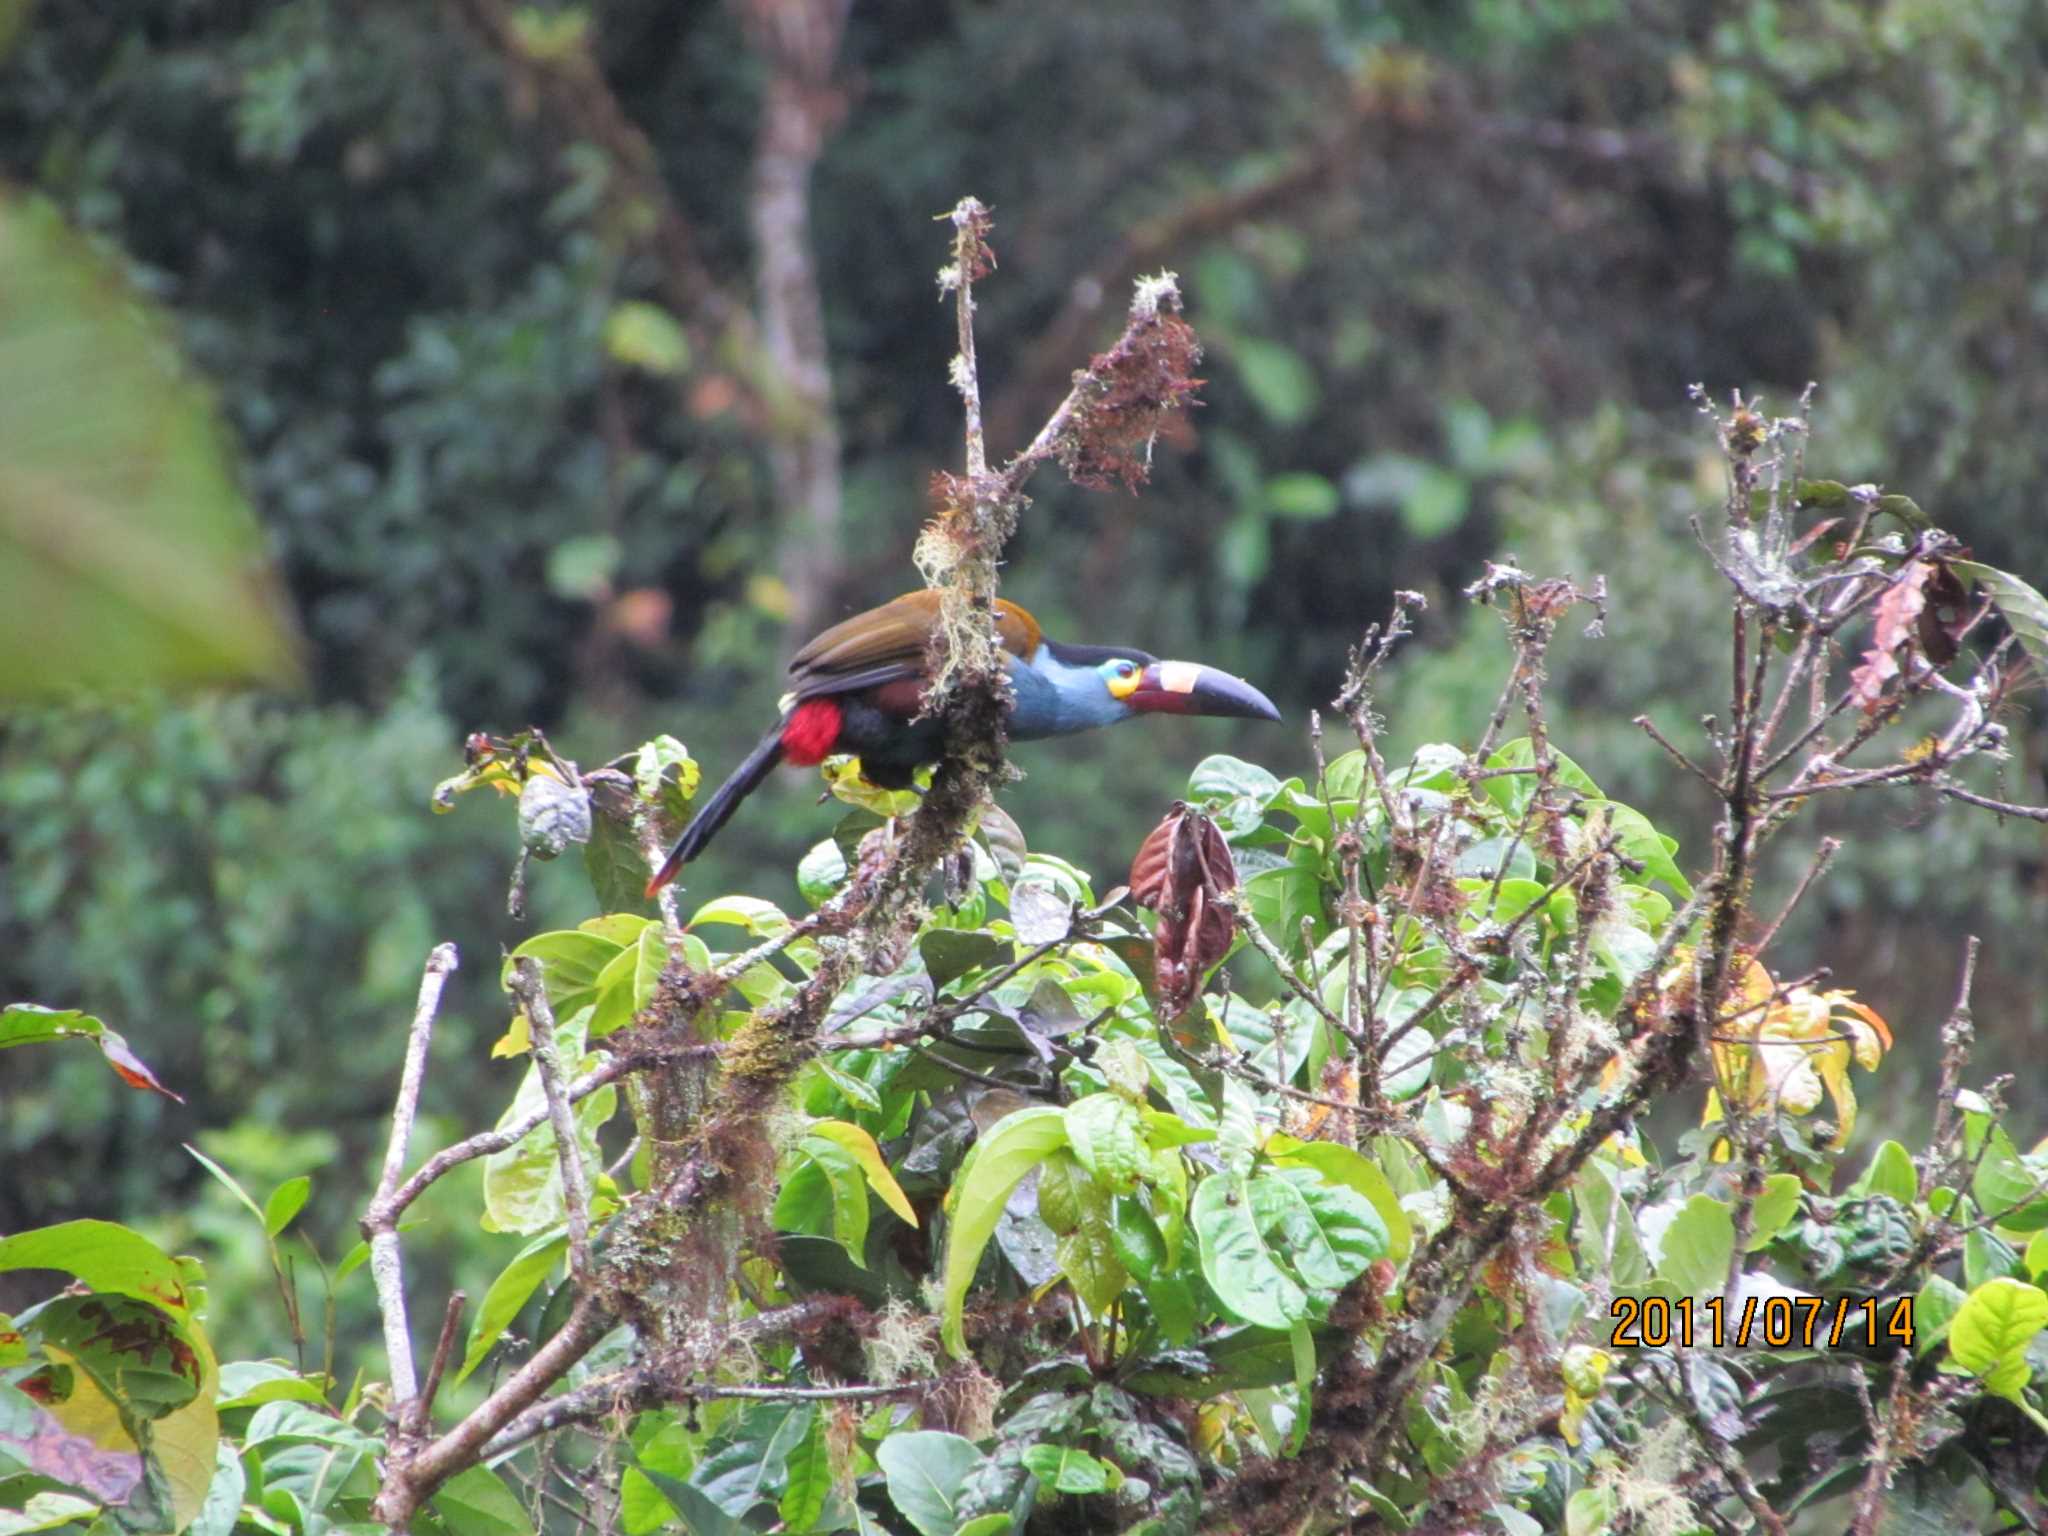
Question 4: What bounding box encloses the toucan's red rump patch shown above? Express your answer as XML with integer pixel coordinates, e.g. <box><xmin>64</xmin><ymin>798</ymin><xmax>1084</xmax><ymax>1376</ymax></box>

<box><xmin>780</xmin><ymin>697</ymin><xmax>843</xmax><ymax>765</ymax></box>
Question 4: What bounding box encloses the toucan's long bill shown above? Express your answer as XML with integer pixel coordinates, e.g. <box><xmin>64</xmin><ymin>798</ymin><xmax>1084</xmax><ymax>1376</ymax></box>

<box><xmin>1130</xmin><ymin>661</ymin><xmax>1282</xmax><ymax>722</ymax></box>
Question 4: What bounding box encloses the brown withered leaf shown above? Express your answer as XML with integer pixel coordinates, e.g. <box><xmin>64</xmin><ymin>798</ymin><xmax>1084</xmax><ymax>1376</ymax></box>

<box><xmin>1849</xmin><ymin>559</ymin><xmax>1932</xmax><ymax>714</ymax></box>
<box><xmin>1917</xmin><ymin>559</ymin><xmax>1972</xmax><ymax>665</ymax></box>
<box><xmin>1129</xmin><ymin>802</ymin><xmax>1238</xmax><ymax>1018</ymax></box>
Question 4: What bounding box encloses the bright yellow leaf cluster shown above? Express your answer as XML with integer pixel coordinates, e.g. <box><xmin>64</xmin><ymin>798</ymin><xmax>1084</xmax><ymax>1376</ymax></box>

<box><xmin>1701</xmin><ymin>955</ymin><xmax>1892</xmax><ymax>1154</ymax></box>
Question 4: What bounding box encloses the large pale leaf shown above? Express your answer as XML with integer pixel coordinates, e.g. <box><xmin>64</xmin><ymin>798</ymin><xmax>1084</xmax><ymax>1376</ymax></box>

<box><xmin>876</xmin><ymin>1431</ymin><xmax>986</xmax><ymax>1536</ymax></box>
<box><xmin>1947</xmin><ymin>1277</ymin><xmax>2048</xmax><ymax>1400</ymax></box>
<box><xmin>940</xmin><ymin>1107</ymin><xmax>1069</xmax><ymax>1357</ymax></box>
<box><xmin>0</xmin><ymin>195</ymin><xmax>299</xmax><ymax>698</ymax></box>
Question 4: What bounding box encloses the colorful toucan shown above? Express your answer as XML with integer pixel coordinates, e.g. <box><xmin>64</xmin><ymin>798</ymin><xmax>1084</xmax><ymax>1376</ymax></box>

<box><xmin>646</xmin><ymin>590</ymin><xmax>1281</xmax><ymax>893</ymax></box>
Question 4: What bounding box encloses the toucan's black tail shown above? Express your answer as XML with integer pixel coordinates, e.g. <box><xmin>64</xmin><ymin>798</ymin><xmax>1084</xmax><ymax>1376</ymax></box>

<box><xmin>646</xmin><ymin>722</ymin><xmax>785</xmax><ymax>895</ymax></box>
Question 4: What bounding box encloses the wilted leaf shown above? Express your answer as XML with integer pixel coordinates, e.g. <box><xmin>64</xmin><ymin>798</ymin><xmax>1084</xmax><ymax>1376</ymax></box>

<box><xmin>1849</xmin><ymin>559</ymin><xmax>1932</xmax><ymax>714</ymax></box>
<box><xmin>0</xmin><ymin>1005</ymin><xmax>181</xmax><ymax>1102</ymax></box>
<box><xmin>1130</xmin><ymin>803</ymin><xmax>1240</xmax><ymax>1017</ymax></box>
<box><xmin>1008</xmin><ymin>881</ymin><xmax>1073</xmax><ymax>946</ymax></box>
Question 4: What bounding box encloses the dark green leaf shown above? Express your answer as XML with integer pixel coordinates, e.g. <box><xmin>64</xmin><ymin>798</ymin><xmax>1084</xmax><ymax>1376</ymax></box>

<box><xmin>921</xmin><ymin>929</ymin><xmax>1011</xmax><ymax>989</ymax></box>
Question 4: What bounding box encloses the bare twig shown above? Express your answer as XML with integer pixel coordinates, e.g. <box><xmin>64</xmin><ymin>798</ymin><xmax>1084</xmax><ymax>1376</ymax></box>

<box><xmin>409</xmin><ymin>1292</ymin><xmax>469</xmax><ymax>1438</ymax></box>
<box><xmin>362</xmin><ymin>943</ymin><xmax>459</xmax><ymax>1411</ymax></box>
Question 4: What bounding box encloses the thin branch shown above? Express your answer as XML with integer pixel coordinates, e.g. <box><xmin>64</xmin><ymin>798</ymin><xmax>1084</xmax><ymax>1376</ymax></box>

<box><xmin>1751</xmin><ymin>836</ymin><xmax>1841</xmax><ymax>954</ymax></box>
<box><xmin>949</xmin><ymin>199</ymin><xmax>989</xmax><ymax>483</ymax></box>
<box><xmin>363</xmin><ymin>943</ymin><xmax>459</xmax><ymax>1411</ymax></box>
<box><xmin>408</xmin><ymin>1292</ymin><xmax>469</xmax><ymax>1439</ymax></box>
<box><xmin>1940</xmin><ymin>784</ymin><xmax>2048</xmax><ymax>822</ymax></box>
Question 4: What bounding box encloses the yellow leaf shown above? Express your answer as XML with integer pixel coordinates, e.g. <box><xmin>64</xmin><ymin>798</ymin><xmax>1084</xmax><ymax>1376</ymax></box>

<box><xmin>492</xmin><ymin>1010</ymin><xmax>533</xmax><ymax>1059</ymax></box>
<box><xmin>806</xmin><ymin>1120</ymin><xmax>917</xmax><ymax>1226</ymax></box>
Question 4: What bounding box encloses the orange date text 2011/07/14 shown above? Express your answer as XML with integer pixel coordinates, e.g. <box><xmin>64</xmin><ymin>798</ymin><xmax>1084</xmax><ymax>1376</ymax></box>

<box><xmin>1609</xmin><ymin>1294</ymin><xmax>1914</xmax><ymax>1350</ymax></box>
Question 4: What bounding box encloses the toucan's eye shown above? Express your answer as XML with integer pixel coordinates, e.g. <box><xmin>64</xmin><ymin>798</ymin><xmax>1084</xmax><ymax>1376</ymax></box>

<box><xmin>1105</xmin><ymin>659</ymin><xmax>1142</xmax><ymax>699</ymax></box>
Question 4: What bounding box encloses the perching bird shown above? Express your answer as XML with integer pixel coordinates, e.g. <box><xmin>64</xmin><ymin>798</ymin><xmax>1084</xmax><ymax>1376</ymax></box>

<box><xmin>646</xmin><ymin>590</ymin><xmax>1281</xmax><ymax>893</ymax></box>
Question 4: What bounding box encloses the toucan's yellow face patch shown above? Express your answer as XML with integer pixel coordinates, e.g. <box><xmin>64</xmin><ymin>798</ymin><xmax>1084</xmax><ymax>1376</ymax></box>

<box><xmin>1103</xmin><ymin>658</ymin><xmax>1144</xmax><ymax>700</ymax></box>
<box><xmin>1155</xmin><ymin>660</ymin><xmax>1203</xmax><ymax>695</ymax></box>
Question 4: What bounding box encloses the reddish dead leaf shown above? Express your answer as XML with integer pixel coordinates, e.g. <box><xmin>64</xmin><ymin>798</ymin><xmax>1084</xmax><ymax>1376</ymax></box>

<box><xmin>1129</xmin><ymin>802</ymin><xmax>1238</xmax><ymax>1018</ymax></box>
<box><xmin>1849</xmin><ymin>559</ymin><xmax>1932</xmax><ymax>714</ymax></box>
<box><xmin>97</xmin><ymin>1026</ymin><xmax>183</xmax><ymax>1103</ymax></box>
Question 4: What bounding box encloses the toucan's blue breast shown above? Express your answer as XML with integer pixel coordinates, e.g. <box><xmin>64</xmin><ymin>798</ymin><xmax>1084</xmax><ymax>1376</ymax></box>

<box><xmin>1006</xmin><ymin>645</ymin><xmax>1129</xmax><ymax>739</ymax></box>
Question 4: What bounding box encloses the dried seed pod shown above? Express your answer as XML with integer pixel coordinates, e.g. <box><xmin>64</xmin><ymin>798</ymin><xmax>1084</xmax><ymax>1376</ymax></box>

<box><xmin>1129</xmin><ymin>801</ymin><xmax>1239</xmax><ymax>1018</ymax></box>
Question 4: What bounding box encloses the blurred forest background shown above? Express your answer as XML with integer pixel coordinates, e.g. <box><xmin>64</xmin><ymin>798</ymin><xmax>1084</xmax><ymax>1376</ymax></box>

<box><xmin>3</xmin><ymin>0</ymin><xmax>2046</xmax><ymax>1363</ymax></box>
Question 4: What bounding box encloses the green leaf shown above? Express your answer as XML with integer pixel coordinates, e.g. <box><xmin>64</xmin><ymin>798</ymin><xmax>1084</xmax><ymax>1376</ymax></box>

<box><xmin>186</xmin><ymin>1144</ymin><xmax>269</xmax><ymax>1229</ymax></box>
<box><xmin>1020</xmin><ymin>1444</ymin><xmax>1121</xmax><ymax>1495</ymax></box>
<box><xmin>1243</xmin><ymin>863</ymin><xmax>1325</xmax><ymax>951</ymax></box>
<box><xmin>480</xmin><ymin>1015</ymin><xmax>615</xmax><ymax>1235</ymax></box>
<box><xmin>1743</xmin><ymin>1174</ymin><xmax>1803</xmax><ymax>1252</ymax></box>
<box><xmin>797</xmin><ymin>839</ymin><xmax>850</xmax><ymax>907</ymax></box>
<box><xmin>263</xmin><ymin>1177</ymin><xmax>311</xmax><ymax>1239</ymax></box>
<box><xmin>0</xmin><ymin>194</ymin><xmax>301</xmax><ymax>699</ymax></box>
<box><xmin>876</xmin><ymin>1430</ymin><xmax>986</xmax><ymax>1536</ymax></box>
<box><xmin>1259</xmin><ymin>1166</ymin><xmax>1386</xmax><ymax>1290</ymax></box>
<box><xmin>1287</xmin><ymin>1319</ymin><xmax>1315</xmax><ymax>1456</ymax></box>
<box><xmin>796</xmin><ymin>1137</ymin><xmax>871</xmax><ymax>1268</ymax></box>
<box><xmin>625</xmin><ymin>1457</ymin><xmax>745</xmax><ymax>1536</ymax></box>
<box><xmin>1946</xmin><ymin>1277</ymin><xmax>2048</xmax><ymax>1399</ymax></box>
<box><xmin>921</xmin><ymin>929</ymin><xmax>1010</xmax><ymax>989</ymax></box>
<box><xmin>0</xmin><ymin>1493</ymin><xmax>100</xmax><ymax>1534</ymax></box>
<box><xmin>805</xmin><ymin>1120</ymin><xmax>918</xmax><ymax>1225</ymax></box>
<box><xmin>1860</xmin><ymin>1141</ymin><xmax>1918</xmax><ymax>1205</ymax></box>
<box><xmin>588</xmin><ymin>924</ymin><xmax>668</xmax><ymax>1039</ymax></box>
<box><xmin>1602</xmin><ymin>803</ymin><xmax>1692</xmax><ymax>898</ymax></box>
<box><xmin>0</xmin><ymin>1005</ymin><xmax>182</xmax><ymax>1101</ymax></box>
<box><xmin>1656</xmin><ymin>1195</ymin><xmax>1735</xmax><ymax>1300</ymax></box>
<box><xmin>432</xmin><ymin>1464</ymin><xmax>535</xmax><ymax>1536</ymax></box>
<box><xmin>1266</xmin><ymin>1133</ymin><xmax>1413</xmax><ymax>1264</ymax></box>
<box><xmin>505</xmin><ymin>928</ymin><xmax>626</xmax><ymax>1021</ymax></box>
<box><xmin>1397</xmin><ymin>463</ymin><xmax>1470</xmax><ymax>539</ymax></box>
<box><xmin>1188</xmin><ymin>753</ymin><xmax>1284</xmax><ymax>806</ymax></box>
<box><xmin>457</xmin><ymin>1232</ymin><xmax>567</xmax><ymax>1385</ymax></box>
<box><xmin>1952</xmin><ymin>560</ymin><xmax>2048</xmax><ymax>667</ymax></box>
<box><xmin>1194</xmin><ymin>1172</ymin><xmax>1306</xmax><ymax>1329</ymax></box>
<box><xmin>0</xmin><ymin>1220</ymin><xmax>200</xmax><ymax>1323</ymax></box>
<box><xmin>690</xmin><ymin>894</ymin><xmax>791</xmax><ymax>937</ymax></box>
<box><xmin>1915</xmin><ymin>1275</ymin><xmax>1968</xmax><ymax>1357</ymax></box>
<box><xmin>1064</xmin><ymin>1094</ymin><xmax>1146</xmax><ymax>1196</ymax></box>
<box><xmin>1264</xmin><ymin>472</ymin><xmax>1340</xmax><ymax>521</ymax></box>
<box><xmin>778</xmin><ymin>1411</ymin><xmax>832</xmax><ymax>1534</ymax></box>
<box><xmin>1230</xmin><ymin>337</ymin><xmax>1319</xmax><ymax>427</ymax></box>
<box><xmin>694</xmin><ymin>1405</ymin><xmax>814</xmax><ymax>1518</ymax></box>
<box><xmin>1970</xmin><ymin>1125</ymin><xmax>2048</xmax><ymax>1228</ymax></box>
<box><xmin>603</xmin><ymin>301</ymin><xmax>690</xmax><ymax>377</ymax></box>
<box><xmin>1565</xmin><ymin>1486</ymin><xmax>1615</xmax><ymax>1536</ymax></box>
<box><xmin>941</xmin><ymin>1106</ymin><xmax>1069</xmax><ymax>1357</ymax></box>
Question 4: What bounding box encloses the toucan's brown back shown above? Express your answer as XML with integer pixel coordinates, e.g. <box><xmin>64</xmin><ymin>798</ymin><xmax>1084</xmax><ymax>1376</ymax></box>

<box><xmin>786</xmin><ymin>592</ymin><xmax>1043</xmax><ymax>698</ymax></box>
